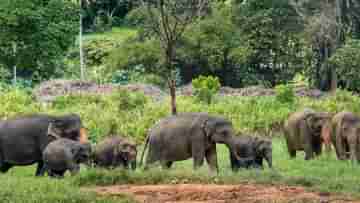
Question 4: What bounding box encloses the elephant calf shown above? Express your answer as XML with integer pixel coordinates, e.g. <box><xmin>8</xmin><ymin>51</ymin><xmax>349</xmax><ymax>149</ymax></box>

<box><xmin>284</xmin><ymin>108</ymin><xmax>331</xmax><ymax>160</ymax></box>
<box><xmin>230</xmin><ymin>135</ymin><xmax>272</xmax><ymax>171</ymax></box>
<box><xmin>43</xmin><ymin>138</ymin><xmax>92</xmax><ymax>178</ymax></box>
<box><xmin>92</xmin><ymin>136</ymin><xmax>137</xmax><ymax>170</ymax></box>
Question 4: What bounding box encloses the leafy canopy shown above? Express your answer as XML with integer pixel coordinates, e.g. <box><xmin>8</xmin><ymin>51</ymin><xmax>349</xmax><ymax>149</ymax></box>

<box><xmin>0</xmin><ymin>0</ymin><xmax>78</xmax><ymax>82</ymax></box>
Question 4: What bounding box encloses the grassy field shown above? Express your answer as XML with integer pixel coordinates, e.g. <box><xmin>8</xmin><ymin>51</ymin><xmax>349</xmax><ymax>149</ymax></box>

<box><xmin>2</xmin><ymin>137</ymin><xmax>360</xmax><ymax>203</ymax></box>
<box><xmin>2</xmin><ymin>89</ymin><xmax>360</xmax><ymax>202</ymax></box>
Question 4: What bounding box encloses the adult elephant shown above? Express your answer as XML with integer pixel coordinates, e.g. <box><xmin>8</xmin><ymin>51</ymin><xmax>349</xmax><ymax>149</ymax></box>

<box><xmin>0</xmin><ymin>114</ymin><xmax>88</xmax><ymax>176</ymax></box>
<box><xmin>284</xmin><ymin>108</ymin><xmax>331</xmax><ymax>160</ymax></box>
<box><xmin>331</xmin><ymin>111</ymin><xmax>360</xmax><ymax>162</ymax></box>
<box><xmin>140</xmin><ymin>112</ymin><xmax>240</xmax><ymax>173</ymax></box>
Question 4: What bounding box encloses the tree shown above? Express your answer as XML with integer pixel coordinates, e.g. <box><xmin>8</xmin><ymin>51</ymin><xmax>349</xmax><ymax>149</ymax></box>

<box><xmin>232</xmin><ymin>0</ymin><xmax>304</xmax><ymax>87</ymax></box>
<box><xmin>179</xmin><ymin>3</ymin><xmax>250</xmax><ymax>87</ymax></box>
<box><xmin>329</xmin><ymin>39</ymin><xmax>360</xmax><ymax>91</ymax></box>
<box><xmin>0</xmin><ymin>0</ymin><xmax>78</xmax><ymax>83</ymax></box>
<box><xmin>138</xmin><ymin>0</ymin><xmax>209</xmax><ymax>115</ymax></box>
<box><xmin>292</xmin><ymin>0</ymin><xmax>360</xmax><ymax>92</ymax></box>
<box><xmin>81</xmin><ymin>0</ymin><xmax>133</xmax><ymax>31</ymax></box>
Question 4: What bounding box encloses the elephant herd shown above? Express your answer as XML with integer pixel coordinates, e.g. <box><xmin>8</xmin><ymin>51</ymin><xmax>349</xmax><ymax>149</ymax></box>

<box><xmin>0</xmin><ymin>112</ymin><xmax>272</xmax><ymax>177</ymax></box>
<box><xmin>0</xmin><ymin>108</ymin><xmax>356</xmax><ymax>178</ymax></box>
<box><xmin>284</xmin><ymin>108</ymin><xmax>360</xmax><ymax>163</ymax></box>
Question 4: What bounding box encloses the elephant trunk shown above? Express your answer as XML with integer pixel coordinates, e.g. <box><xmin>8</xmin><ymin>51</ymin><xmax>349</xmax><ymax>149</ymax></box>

<box><xmin>130</xmin><ymin>160</ymin><xmax>137</xmax><ymax>170</ymax></box>
<box><xmin>226</xmin><ymin>136</ymin><xmax>242</xmax><ymax>161</ymax></box>
<box><xmin>265</xmin><ymin>152</ymin><xmax>272</xmax><ymax>168</ymax></box>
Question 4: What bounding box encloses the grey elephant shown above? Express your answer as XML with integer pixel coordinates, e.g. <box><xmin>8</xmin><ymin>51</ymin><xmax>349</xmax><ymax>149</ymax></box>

<box><xmin>43</xmin><ymin>138</ymin><xmax>92</xmax><ymax>178</ymax></box>
<box><xmin>331</xmin><ymin>111</ymin><xmax>360</xmax><ymax>162</ymax></box>
<box><xmin>230</xmin><ymin>135</ymin><xmax>272</xmax><ymax>171</ymax></box>
<box><xmin>283</xmin><ymin>108</ymin><xmax>331</xmax><ymax>160</ymax></box>
<box><xmin>0</xmin><ymin>114</ymin><xmax>88</xmax><ymax>176</ymax></box>
<box><xmin>92</xmin><ymin>136</ymin><xmax>137</xmax><ymax>170</ymax></box>
<box><xmin>140</xmin><ymin>112</ymin><xmax>240</xmax><ymax>172</ymax></box>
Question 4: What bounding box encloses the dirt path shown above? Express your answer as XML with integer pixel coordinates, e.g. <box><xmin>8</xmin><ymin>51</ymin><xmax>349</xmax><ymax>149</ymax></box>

<box><xmin>87</xmin><ymin>184</ymin><xmax>360</xmax><ymax>203</ymax></box>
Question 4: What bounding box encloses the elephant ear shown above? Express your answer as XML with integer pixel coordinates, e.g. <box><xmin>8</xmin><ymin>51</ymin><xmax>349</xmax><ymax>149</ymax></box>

<box><xmin>47</xmin><ymin>122</ymin><xmax>62</xmax><ymax>140</ymax></box>
<box><xmin>254</xmin><ymin>138</ymin><xmax>271</xmax><ymax>155</ymax></box>
<box><xmin>201</xmin><ymin>119</ymin><xmax>213</xmax><ymax>138</ymax></box>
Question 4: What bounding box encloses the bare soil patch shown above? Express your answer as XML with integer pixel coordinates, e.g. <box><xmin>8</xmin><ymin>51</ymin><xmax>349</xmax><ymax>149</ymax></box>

<box><xmin>87</xmin><ymin>184</ymin><xmax>359</xmax><ymax>203</ymax></box>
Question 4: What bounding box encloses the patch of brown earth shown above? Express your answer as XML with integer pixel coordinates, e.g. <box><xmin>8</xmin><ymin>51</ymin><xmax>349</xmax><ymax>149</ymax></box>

<box><xmin>87</xmin><ymin>184</ymin><xmax>359</xmax><ymax>203</ymax></box>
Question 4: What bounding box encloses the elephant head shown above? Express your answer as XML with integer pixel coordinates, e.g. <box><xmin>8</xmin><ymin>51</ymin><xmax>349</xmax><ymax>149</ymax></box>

<box><xmin>113</xmin><ymin>140</ymin><xmax>138</xmax><ymax>170</ymax></box>
<box><xmin>306</xmin><ymin>112</ymin><xmax>332</xmax><ymax>138</ymax></box>
<box><xmin>47</xmin><ymin>114</ymin><xmax>88</xmax><ymax>144</ymax></box>
<box><xmin>73</xmin><ymin>142</ymin><xmax>92</xmax><ymax>164</ymax></box>
<box><xmin>253</xmin><ymin>137</ymin><xmax>272</xmax><ymax>168</ymax></box>
<box><xmin>339</xmin><ymin>118</ymin><xmax>360</xmax><ymax>161</ymax></box>
<box><xmin>202</xmin><ymin>116</ymin><xmax>239</xmax><ymax>159</ymax></box>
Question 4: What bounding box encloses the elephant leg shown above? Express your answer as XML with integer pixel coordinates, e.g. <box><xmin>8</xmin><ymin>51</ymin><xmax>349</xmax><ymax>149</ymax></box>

<box><xmin>160</xmin><ymin>161</ymin><xmax>173</xmax><ymax>169</ymax></box>
<box><xmin>35</xmin><ymin>160</ymin><xmax>46</xmax><ymax>176</ymax></box>
<box><xmin>205</xmin><ymin>146</ymin><xmax>218</xmax><ymax>173</ymax></box>
<box><xmin>49</xmin><ymin>170</ymin><xmax>66</xmax><ymax>178</ymax></box>
<box><xmin>192</xmin><ymin>147</ymin><xmax>205</xmax><ymax>170</ymax></box>
<box><xmin>285</xmin><ymin>137</ymin><xmax>296</xmax><ymax>158</ymax></box>
<box><xmin>69</xmin><ymin>163</ymin><xmax>80</xmax><ymax>176</ymax></box>
<box><xmin>348</xmin><ymin>135</ymin><xmax>357</xmax><ymax>163</ymax></box>
<box><xmin>313</xmin><ymin>140</ymin><xmax>322</xmax><ymax>156</ymax></box>
<box><xmin>0</xmin><ymin>152</ymin><xmax>12</xmax><ymax>173</ymax></box>
<box><xmin>300</xmin><ymin>122</ymin><xmax>313</xmax><ymax>160</ymax></box>
<box><xmin>144</xmin><ymin>149</ymin><xmax>158</xmax><ymax>170</ymax></box>
<box><xmin>0</xmin><ymin>162</ymin><xmax>12</xmax><ymax>173</ymax></box>
<box><xmin>336</xmin><ymin>133</ymin><xmax>347</xmax><ymax>160</ymax></box>
<box><xmin>230</xmin><ymin>152</ymin><xmax>239</xmax><ymax>172</ymax></box>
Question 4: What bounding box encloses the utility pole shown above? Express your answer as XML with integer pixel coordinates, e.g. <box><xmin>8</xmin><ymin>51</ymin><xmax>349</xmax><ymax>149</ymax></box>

<box><xmin>12</xmin><ymin>42</ymin><xmax>17</xmax><ymax>86</ymax></box>
<box><xmin>79</xmin><ymin>0</ymin><xmax>85</xmax><ymax>81</ymax></box>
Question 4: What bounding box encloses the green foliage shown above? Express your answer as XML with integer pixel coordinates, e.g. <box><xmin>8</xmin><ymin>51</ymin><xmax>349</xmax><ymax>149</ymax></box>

<box><xmin>232</xmin><ymin>0</ymin><xmax>305</xmax><ymax>86</ymax></box>
<box><xmin>275</xmin><ymin>84</ymin><xmax>295</xmax><ymax>104</ymax></box>
<box><xmin>329</xmin><ymin>39</ymin><xmax>360</xmax><ymax>92</ymax></box>
<box><xmin>106</xmin><ymin>39</ymin><xmax>162</xmax><ymax>77</ymax></box>
<box><xmin>113</xmin><ymin>89</ymin><xmax>148</xmax><ymax>111</ymax></box>
<box><xmin>181</xmin><ymin>3</ymin><xmax>251</xmax><ymax>87</ymax></box>
<box><xmin>192</xmin><ymin>75</ymin><xmax>221</xmax><ymax>104</ymax></box>
<box><xmin>0</xmin><ymin>0</ymin><xmax>78</xmax><ymax>82</ymax></box>
<box><xmin>0</xmin><ymin>89</ymin><xmax>40</xmax><ymax>118</ymax></box>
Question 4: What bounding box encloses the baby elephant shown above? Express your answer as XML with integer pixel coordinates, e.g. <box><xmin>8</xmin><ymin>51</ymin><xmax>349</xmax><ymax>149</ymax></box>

<box><xmin>92</xmin><ymin>136</ymin><xmax>137</xmax><ymax>170</ymax></box>
<box><xmin>43</xmin><ymin>138</ymin><xmax>92</xmax><ymax>178</ymax></box>
<box><xmin>230</xmin><ymin>135</ymin><xmax>272</xmax><ymax>171</ymax></box>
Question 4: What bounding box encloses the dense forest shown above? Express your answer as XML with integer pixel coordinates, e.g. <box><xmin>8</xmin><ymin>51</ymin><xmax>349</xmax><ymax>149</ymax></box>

<box><xmin>1</xmin><ymin>0</ymin><xmax>360</xmax><ymax>91</ymax></box>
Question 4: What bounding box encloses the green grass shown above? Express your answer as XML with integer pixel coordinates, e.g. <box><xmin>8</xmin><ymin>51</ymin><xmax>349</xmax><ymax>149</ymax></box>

<box><xmin>73</xmin><ymin>138</ymin><xmax>360</xmax><ymax>197</ymax></box>
<box><xmin>82</xmin><ymin>27</ymin><xmax>137</xmax><ymax>42</ymax></box>
<box><xmin>3</xmin><ymin>138</ymin><xmax>360</xmax><ymax>203</ymax></box>
<box><xmin>2</xmin><ymin>89</ymin><xmax>360</xmax><ymax>202</ymax></box>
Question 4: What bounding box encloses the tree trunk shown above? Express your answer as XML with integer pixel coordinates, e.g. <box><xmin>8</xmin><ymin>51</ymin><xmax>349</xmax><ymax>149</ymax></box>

<box><xmin>166</xmin><ymin>44</ymin><xmax>177</xmax><ymax>115</ymax></box>
<box><xmin>168</xmin><ymin>79</ymin><xmax>177</xmax><ymax>115</ymax></box>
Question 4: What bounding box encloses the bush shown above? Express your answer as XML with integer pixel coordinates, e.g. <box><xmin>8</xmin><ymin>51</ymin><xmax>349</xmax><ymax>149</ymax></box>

<box><xmin>275</xmin><ymin>84</ymin><xmax>295</xmax><ymax>104</ymax></box>
<box><xmin>192</xmin><ymin>75</ymin><xmax>221</xmax><ymax>104</ymax></box>
<box><xmin>112</xmin><ymin>89</ymin><xmax>148</xmax><ymax>111</ymax></box>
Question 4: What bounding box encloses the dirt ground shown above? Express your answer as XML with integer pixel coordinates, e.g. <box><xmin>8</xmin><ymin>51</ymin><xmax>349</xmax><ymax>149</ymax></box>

<box><xmin>87</xmin><ymin>183</ymin><xmax>360</xmax><ymax>203</ymax></box>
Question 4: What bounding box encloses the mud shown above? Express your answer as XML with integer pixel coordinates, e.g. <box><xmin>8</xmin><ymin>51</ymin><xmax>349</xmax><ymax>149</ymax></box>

<box><xmin>87</xmin><ymin>184</ymin><xmax>359</xmax><ymax>203</ymax></box>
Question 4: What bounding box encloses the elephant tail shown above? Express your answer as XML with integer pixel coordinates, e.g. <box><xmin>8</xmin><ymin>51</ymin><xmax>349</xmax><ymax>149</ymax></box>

<box><xmin>139</xmin><ymin>133</ymin><xmax>150</xmax><ymax>167</ymax></box>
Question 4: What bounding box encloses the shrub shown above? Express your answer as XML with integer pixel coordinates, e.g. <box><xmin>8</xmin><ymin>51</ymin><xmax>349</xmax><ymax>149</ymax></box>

<box><xmin>112</xmin><ymin>89</ymin><xmax>148</xmax><ymax>111</ymax></box>
<box><xmin>275</xmin><ymin>84</ymin><xmax>295</xmax><ymax>104</ymax></box>
<box><xmin>192</xmin><ymin>75</ymin><xmax>221</xmax><ymax>104</ymax></box>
